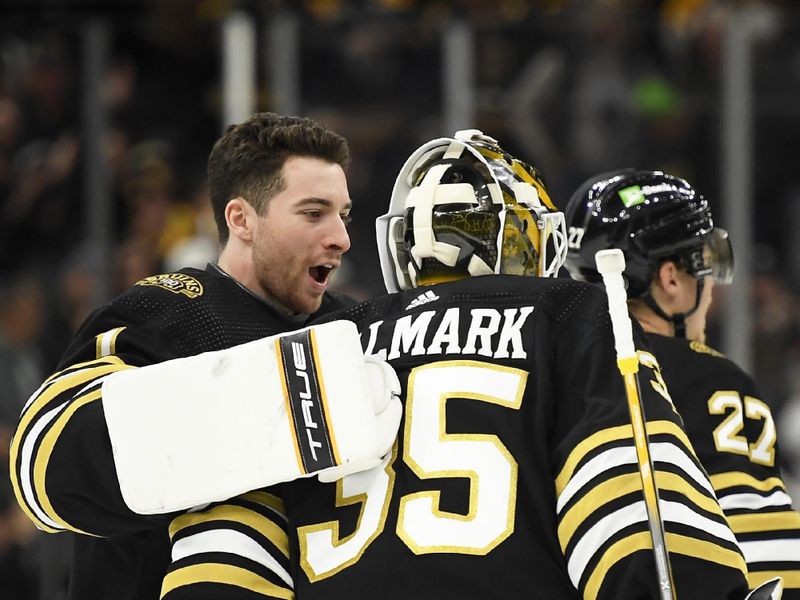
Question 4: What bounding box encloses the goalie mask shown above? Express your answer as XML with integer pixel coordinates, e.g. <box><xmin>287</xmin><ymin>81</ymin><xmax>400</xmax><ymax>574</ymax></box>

<box><xmin>376</xmin><ymin>129</ymin><xmax>568</xmax><ymax>293</ymax></box>
<box><xmin>563</xmin><ymin>169</ymin><xmax>734</xmax><ymax>336</ymax></box>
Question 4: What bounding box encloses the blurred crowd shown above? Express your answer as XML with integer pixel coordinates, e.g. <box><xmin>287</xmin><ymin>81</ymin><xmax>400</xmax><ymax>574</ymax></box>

<box><xmin>1</xmin><ymin>0</ymin><xmax>800</xmax><ymax>597</ymax></box>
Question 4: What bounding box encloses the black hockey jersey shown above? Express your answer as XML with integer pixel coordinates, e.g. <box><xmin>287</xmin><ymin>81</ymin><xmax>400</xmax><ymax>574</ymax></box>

<box><xmin>647</xmin><ymin>333</ymin><xmax>800</xmax><ymax>597</ymax></box>
<box><xmin>9</xmin><ymin>264</ymin><xmax>352</xmax><ymax>600</ymax></box>
<box><xmin>274</xmin><ymin>276</ymin><xmax>749</xmax><ymax>599</ymax></box>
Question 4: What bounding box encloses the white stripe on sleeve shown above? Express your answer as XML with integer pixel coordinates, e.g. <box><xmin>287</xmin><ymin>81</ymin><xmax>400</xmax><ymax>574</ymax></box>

<box><xmin>172</xmin><ymin>528</ymin><xmax>293</xmax><ymax>588</ymax></box>
<box><xmin>739</xmin><ymin>538</ymin><xmax>800</xmax><ymax>564</ymax></box>
<box><xmin>718</xmin><ymin>490</ymin><xmax>794</xmax><ymax>512</ymax></box>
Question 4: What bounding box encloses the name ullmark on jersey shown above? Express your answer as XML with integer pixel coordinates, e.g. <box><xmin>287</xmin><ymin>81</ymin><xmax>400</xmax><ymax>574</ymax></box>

<box><xmin>135</xmin><ymin>273</ymin><xmax>204</xmax><ymax>298</ymax></box>
<box><xmin>364</xmin><ymin>305</ymin><xmax>534</xmax><ymax>361</ymax></box>
<box><xmin>405</xmin><ymin>290</ymin><xmax>440</xmax><ymax>310</ymax></box>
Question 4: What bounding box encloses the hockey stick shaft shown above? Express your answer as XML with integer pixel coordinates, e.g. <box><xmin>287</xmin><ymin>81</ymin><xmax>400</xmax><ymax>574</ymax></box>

<box><xmin>595</xmin><ymin>249</ymin><xmax>676</xmax><ymax>600</ymax></box>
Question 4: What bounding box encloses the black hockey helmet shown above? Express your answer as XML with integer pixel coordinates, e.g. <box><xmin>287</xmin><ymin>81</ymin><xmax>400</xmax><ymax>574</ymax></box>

<box><xmin>563</xmin><ymin>169</ymin><xmax>733</xmax><ymax>298</ymax></box>
<box><xmin>376</xmin><ymin>129</ymin><xmax>568</xmax><ymax>292</ymax></box>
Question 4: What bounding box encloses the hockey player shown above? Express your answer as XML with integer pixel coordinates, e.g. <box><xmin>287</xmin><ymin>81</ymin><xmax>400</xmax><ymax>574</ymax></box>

<box><xmin>8</xmin><ymin>112</ymin><xmax>402</xmax><ymax>599</ymax></box>
<box><xmin>564</xmin><ymin>169</ymin><xmax>800</xmax><ymax>596</ymax></box>
<box><xmin>263</xmin><ymin>132</ymin><xmax>750</xmax><ymax>598</ymax></box>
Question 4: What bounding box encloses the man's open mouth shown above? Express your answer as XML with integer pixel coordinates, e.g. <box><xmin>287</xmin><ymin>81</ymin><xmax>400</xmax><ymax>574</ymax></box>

<box><xmin>309</xmin><ymin>264</ymin><xmax>334</xmax><ymax>284</ymax></box>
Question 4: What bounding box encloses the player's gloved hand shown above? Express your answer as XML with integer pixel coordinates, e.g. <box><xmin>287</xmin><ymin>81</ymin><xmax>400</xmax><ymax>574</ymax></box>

<box><xmin>317</xmin><ymin>355</ymin><xmax>401</xmax><ymax>483</ymax></box>
<box><xmin>103</xmin><ymin>320</ymin><xmax>402</xmax><ymax>514</ymax></box>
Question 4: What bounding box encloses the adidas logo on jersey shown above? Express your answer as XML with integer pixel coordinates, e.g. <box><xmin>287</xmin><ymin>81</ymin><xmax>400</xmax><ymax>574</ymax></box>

<box><xmin>405</xmin><ymin>290</ymin><xmax>440</xmax><ymax>310</ymax></box>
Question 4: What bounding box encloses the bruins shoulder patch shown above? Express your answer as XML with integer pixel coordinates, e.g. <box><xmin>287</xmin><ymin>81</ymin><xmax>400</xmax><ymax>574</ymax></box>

<box><xmin>135</xmin><ymin>273</ymin><xmax>203</xmax><ymax>299</ymax></box>
<box><xmin>689</xmin><ymin>340</ymin><xmax>724</xmax><ymax>358</ymax></box>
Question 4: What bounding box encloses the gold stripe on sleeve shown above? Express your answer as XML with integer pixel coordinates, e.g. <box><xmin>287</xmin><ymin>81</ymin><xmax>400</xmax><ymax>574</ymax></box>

<box><xmin>160</xmin><ymin>563</ymin><xmax>293</xmax><ymax>599</ymax></box>
<box><xmin>746</xmin><ymin>570</ymin><xmax>800</xmax><ymax>591</ymax></box>
<box><xmin>169</xmin><ymin>504</ymin><xmax>290</xmax><ymax>558</ymax></box>
<box><xmin>38</xmin><ymin>355</ymin><xmax>125</xmax><ymax>388</ymax></box>
<box><xmin>727</xmin><ymin>510</ymin><xmax>800</xmax><ymax>534</ymax></box>
<box><xmin>241</xmin><ymin>491</ymin><xmax>286</xmax><ymax>517</ymax></box>
<box><xmin>710</xmin><ymin>471</ymin><xmax>787</xmax><ymax>493</ymax></box>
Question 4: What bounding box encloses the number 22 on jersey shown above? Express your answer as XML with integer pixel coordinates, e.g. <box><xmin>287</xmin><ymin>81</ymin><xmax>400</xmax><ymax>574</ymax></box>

<box><xmin>298</xmin><ymin>360</ymin><xmax>527</xmax><ymax>581</ymax></box>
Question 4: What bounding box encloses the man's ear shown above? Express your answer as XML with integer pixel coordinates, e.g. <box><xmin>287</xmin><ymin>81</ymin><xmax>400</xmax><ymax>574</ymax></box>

<box><xmin>224</xmin><ymin>197</ymin><xmax>254</xmax><ymax>243</ymax></box>
<box><xmin>654</xmin><ymin>260</ymin><xmax>681</xmax><ymax>298</ymax></box>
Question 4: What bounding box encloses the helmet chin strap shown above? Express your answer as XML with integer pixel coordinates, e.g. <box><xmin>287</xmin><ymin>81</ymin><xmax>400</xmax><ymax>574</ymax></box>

<box><xmin>641</xmin><ymin>277</ymin><xmax>704</xmax><ymax>339</ymax></box>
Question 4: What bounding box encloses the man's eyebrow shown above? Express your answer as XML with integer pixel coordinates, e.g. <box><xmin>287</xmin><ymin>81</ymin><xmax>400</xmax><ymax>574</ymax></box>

<box><xmin>295</xmin><ymin>197</ymin><xmax>352</xmax><ymax>210</ymax></box>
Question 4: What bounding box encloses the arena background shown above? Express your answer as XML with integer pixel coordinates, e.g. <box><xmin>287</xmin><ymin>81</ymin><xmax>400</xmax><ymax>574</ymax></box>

<box><xmin>1</xmin><ymin>1</ymin><xmax>799</xmax><ymax>596</ymax></box>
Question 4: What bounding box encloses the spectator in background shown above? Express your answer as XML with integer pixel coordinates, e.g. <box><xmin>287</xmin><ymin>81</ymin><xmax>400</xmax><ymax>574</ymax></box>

<box><xmin>0</xmin><ymin>272</ymin><xmax>45</xmax><ymax>429</ymax></box>
<box><xmin>114</xmin><ymin>141</ymin><xmax>220</xmax><ymax>292</ymax></box>
<box><xmin>752</xmin><ymin>269</ymin><xmax>800</xmax><ymax>416</ymax></box>
<box><xmin>0</xmin><ymin>271</ymin><xmax>47</xmax><ymax>600</ymax></box>
<box><xmin>3</xmin><ymin>34</ymin><xmax>81</xmax><ymax>267</ymax></box>
<box><xmin>162</xmin><ymin>178</ymin><xmax>218</xmax><ymax>272</ymax></box>
<box><xmin>0</xmin><ymin>95</ymin><xmax>22</xmax><ymax>269</ymax></box>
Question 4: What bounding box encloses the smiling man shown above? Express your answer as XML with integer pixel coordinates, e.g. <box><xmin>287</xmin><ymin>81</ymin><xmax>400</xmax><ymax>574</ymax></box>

<box><xmin>9</xmin><ymin>113</ymin><xmax>402</xmax><ymax>600</ymax></box>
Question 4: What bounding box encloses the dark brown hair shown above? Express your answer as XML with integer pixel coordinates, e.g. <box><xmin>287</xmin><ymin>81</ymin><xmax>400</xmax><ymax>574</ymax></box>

<box><xmin>207</xmin><ymin>112</ymin><xmax>350</xmax><ymax>245</ymax></box>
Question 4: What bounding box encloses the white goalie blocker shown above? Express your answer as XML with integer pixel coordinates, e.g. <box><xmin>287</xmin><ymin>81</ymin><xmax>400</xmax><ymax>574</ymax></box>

<box><xmin>102</xmin><ymin>320</ymin><xmax>401</xmax><ymax>515</ymax></box>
